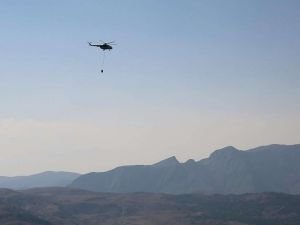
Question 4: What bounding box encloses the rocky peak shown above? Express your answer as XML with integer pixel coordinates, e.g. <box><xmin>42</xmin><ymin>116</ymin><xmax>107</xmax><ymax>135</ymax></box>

<box><xmin>152</xmin><ymin>156</ymin><xmax>180</xmax><ymax>168</ymax></box>
<box><xmin>209</xmin><ymin>146</ymin><xmax>241</xmax><ymax>160</ymax></box>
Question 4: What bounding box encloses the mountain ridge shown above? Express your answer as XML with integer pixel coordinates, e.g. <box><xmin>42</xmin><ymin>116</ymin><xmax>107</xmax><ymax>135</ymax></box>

<box><xmin>70</xmin><ymin>144</ymin><xmax>300</xmax><ymax>194</ymax></box>
<box><xmin>0</xmin><ymin>171</ymin><xmax>80</xmax><ymax>190</ymax></box>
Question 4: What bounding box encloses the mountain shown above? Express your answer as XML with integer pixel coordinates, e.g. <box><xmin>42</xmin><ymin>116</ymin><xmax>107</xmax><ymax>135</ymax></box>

<box><xmin>70</xmin><ymin>144</ymin><xmax>300</xmax><ymax>194</ymax></box>
<box><xmin>0</xmin><ymin>187</ymin><xmax>300</xmax><ymax>225</ymax></box>
<box><xmin>0</xmin><ymin>171</ymin><xmax>80</xmax><ymax>190</ymax></box>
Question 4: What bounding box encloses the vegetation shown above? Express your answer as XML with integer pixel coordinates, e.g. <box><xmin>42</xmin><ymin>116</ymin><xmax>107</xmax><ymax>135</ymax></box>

<box><xmin>1</xmin><ymin>188</ymin><xmax>300</xmax><ymax>225</ymax></box>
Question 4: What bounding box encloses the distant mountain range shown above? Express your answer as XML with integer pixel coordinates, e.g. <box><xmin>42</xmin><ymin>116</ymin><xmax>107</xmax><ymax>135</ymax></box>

<box><xmin>0</xmin><ymin>171</ymin><xmax>80</xmax><ymax>189</ymax></box>
<box><xmin>1</xmin><ymin>144</ymin><xmax>300</xmax><ymax>194</ymax></box>
<box><xmin>70</xmin><ymin>144</ymin><xmax>300</xmax><ymax>194</ymax></box>
<box><xmin>0</xmin><ymin>187</ymin><xmax>299</xmax><ymax>225</ymax></box>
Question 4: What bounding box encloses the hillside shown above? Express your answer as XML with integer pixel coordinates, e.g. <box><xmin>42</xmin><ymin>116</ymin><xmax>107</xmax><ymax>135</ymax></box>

<box><xmin>0</xmin><ymin>188</ymin><xmax>300</xmax><ymax>225</ymax></box>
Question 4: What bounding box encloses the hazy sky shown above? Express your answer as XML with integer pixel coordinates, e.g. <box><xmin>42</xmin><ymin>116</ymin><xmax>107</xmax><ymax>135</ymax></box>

<box><xmin>0</xmin><ymin>0</ymin><xmax>299</xmax><ymax>176</ymax></box>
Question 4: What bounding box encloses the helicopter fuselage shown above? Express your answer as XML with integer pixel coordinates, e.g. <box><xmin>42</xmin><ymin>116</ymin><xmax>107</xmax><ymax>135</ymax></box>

<box><xmin>89</xmin><ymin>43</ymin><xmax>112</xmax><ymax>50</ymax></box>
<box><xmin>99</xmin><ymin>44</ymin><xmax>112</xmax><ymax>50</ymax></box>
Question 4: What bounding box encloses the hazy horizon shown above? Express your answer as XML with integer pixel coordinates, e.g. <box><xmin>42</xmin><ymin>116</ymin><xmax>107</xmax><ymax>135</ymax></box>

<box><xmin>1</xmin><ymin>143</ymin><xmax>300</xmax><ymax>177</ymax></box>
<box><xmin>1</xmin><ymin>0</ymin><xmax>300</xmax><ymax>176</ymax></box>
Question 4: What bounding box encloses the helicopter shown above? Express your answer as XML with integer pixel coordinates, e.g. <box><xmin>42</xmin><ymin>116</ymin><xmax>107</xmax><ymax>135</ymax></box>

<box><xmin>88</xmin><ymin>41</ymin><xmax>115</xmax><ymax>50</ymax></box>
<box><xmin>88</xmin><ymin>40</ymin><xmax>115</xmax><ymax>73</ymax></box>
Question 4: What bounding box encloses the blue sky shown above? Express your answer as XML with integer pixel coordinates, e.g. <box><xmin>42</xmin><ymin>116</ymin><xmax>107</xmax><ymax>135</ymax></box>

<box><xmin>0</xmin><ymin>0</ymin><xmax>299</xmax><ymax>175</ymax></box>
